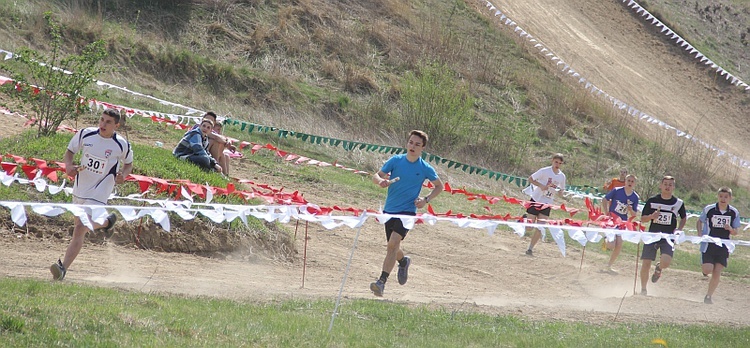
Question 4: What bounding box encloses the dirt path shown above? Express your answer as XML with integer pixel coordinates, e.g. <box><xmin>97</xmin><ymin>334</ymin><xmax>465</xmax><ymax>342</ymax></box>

<box><xmin>489</xmin><ymin>0</ymin><xmax>750</xmax><ymax>171</ymax></box>
<box><xmin>3</xmin><ymin>214</ymin><xmax>749</xmax><ymax>326</ymax></box>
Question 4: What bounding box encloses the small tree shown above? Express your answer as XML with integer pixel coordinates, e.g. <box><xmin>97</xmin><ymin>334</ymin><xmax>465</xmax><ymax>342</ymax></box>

<box><xmin>1</xmin><ymin>12</ymin><xmax>108</xmax><ymax>137</ymax></box>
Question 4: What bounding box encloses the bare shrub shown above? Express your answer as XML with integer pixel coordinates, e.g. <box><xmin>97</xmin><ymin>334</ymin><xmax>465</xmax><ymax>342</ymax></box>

<box><xmin>321</xmin><ymin>58</ymin><xmax>343</xmax><ymax>81</ymax></box>
<box><xmin>344</xmin><ymin>65</ymin><xmax>378</xmax><ymax>93</ymax></box>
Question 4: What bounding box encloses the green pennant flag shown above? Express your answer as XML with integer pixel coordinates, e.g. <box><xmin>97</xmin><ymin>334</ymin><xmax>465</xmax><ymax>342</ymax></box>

<box><xmin>358</xmin><ymin>143</ymin><xmax>367</xmax><ymax>150</ymax></box>
<box><xmin>480</xmin><ymin>169</ymin><xmax>488</xmax><ymax>176</ymax></box>
<box><xmin>441</xmin><ymin>158</ymin><xmax>448</xmax><ymax>164</ymax></box>
<box><xmin>461</xmin><ymin>164</ymin><xmax>468</xmax><ymax>171</ymax></box>
<box><xmin>232</xmin><ymin>119</ymin><xmax>240</xmax><ymax>125</ymax></box>
<box><xmin>447</xmin><ymin>160</ymin><xmax>455</xmax><ymax>168</ymax></box>
<box><xmin>331</xmin><ymin>139</ymin><xmax>341</xmax><ymax>146</ymax></box>
<box><xmin>301</xmin><ymin>134</ymin><xmax>308</xmax><ymax>141</ymax></box>
<box><xmin>240</xmin><ymin>123</ymin><xmax>247</xmax><ymax>131</ymax></box>
<box><xmin>514</xmin><ymin>177</ymin><xmax>521</xmax><ymax>186</ymax></box>
<box><xmin>488</xmin><ymin>171</ymin><xmax>495</xmax><ymax>179</ymax></box>
<box><xmin>278</xmin><ymin>130</ymin><xmax>287</xmax><ymax>138</ymax></box>
<box><xmin>315</xmin><ymin>136</ymin><xmax>322</xmax><ymax>144</ymax></box>
<box><xmin>389</xmin><ymin>147</ymin><xmax>397</xmax><ymax>154</ymax></box>
<box><xmin>468</xmin><ymin>167</ymin><xmax>475</xmax><ymax>174</ymax></box>
<box><xmin>521</xmin><ymin>179</ymin><xmax>528</xmax><ymax>187</ymax></box>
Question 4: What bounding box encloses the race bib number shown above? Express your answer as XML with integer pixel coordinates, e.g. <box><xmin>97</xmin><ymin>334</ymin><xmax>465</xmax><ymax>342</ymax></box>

<box><xmin>614</xmin><ymin>201</ymin><xmax>629</xmax><ymax>215</ymax></box>
<box><xmin>83</xmin><ymin>153</ymin><xmax>108</xmax><ymax>175</ymax></box>
<box><xmin>655</xmin><ymin>211</ymin><xmax>673</xmax><ymax>225</ymax></box>
<box><xmin>711</xmin><ymin>215</ymin><xmax>731</xmax><ymax>229</ymax></box>
<box><xmin>543</xmin><ymin>189</ymin><xmax>554</xmax><ymax>198</ymax></box>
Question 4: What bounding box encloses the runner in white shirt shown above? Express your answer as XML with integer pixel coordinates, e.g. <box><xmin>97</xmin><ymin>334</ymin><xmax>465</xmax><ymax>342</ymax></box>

<box><xmin>50</xmin><ymin>109</ymin><xmax>134</xmax><ymax>281</ymax></box>
<box><xmin>524</xmin><ymin>153</ymin><xmax>566</xmax><ymax>256</ymax></box>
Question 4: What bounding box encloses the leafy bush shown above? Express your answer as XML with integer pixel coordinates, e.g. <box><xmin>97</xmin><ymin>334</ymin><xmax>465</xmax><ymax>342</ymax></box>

<box><xmin>400</xmin><ymin>62</ymin><xmax>474</xmax><ymax>147</ymax></box>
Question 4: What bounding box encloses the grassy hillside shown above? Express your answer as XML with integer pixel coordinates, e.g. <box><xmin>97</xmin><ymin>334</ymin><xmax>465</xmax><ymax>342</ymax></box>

<box><xmin>0</xmin><ymin>0</ymin><xmax>747</xmax><ymax>209</ymax></box>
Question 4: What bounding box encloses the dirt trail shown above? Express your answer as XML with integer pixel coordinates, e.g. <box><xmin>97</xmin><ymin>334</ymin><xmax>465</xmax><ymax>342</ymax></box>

<box><xmin>490</xmin><ymin>0</ymin><xmax>750</xmax><ymax>168</ymax></box>
<box><xmin>3</xmin><ymin>0</ymin><xmax>750</xmax><ymax>326</ymax></box>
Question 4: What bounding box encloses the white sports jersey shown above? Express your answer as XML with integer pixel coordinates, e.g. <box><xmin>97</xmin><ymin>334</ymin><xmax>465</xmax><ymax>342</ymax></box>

<box><xmin>68</xmin><ymin>127</ymin><xmax>133</xmax><ymax>204</ymax></box>
<box><xmin>529</xmin><ymin>166</ymin><xmax>566</xmax><ymax>204</ymax></box>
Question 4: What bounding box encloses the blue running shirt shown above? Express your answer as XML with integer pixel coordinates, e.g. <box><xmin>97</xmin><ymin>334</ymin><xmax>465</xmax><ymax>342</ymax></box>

<box><xmin>381</xmin><ymin>154</ymin><xmax>439</xmax><ymax>213</ymax></box>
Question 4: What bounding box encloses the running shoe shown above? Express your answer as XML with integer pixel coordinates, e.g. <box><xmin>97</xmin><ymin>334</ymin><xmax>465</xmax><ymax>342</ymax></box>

<box><xmin>50</xmin><ymin>259</ymin><xmax>66</xmax><ymax>281</ymax></box>
<box><xmin>397</xmin><ymin>256</ymin><xmax>411</xmax><ymax>285</ymax></box>
<box><xmin>370</xmin><ymin>279</ymin><xmax>385</xmax><ymax>297</ymax></box>
<box><xmin>100</xmin><ymin>213</ymin><xmax>118</xmax><ymax>238</ymax></box>
<box><xmin>651</xmin><ymin>263</ymin><xmax>662</xmax><ymax>283</ymax></box>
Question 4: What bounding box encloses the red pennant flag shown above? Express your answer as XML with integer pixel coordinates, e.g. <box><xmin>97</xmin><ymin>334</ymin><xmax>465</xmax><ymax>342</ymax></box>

<box><xmin>1</xmin><ymin>162</ymin><xmax>17</xmax><ymax>175</ymax></box>
<box><xmin>21</xmin><ymin>164</ymin><xmax>37</xmax><ymax>179</ymax></box>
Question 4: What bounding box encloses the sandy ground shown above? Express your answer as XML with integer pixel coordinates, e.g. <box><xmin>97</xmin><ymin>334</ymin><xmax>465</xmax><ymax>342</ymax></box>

<box><xmin>2</xmin><ymin>0</ymin><xmax>750</xmax><ymax>327</ymax></box>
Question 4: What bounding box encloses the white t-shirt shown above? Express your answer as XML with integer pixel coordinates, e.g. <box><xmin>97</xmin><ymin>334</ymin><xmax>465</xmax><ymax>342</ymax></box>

<box><xmin>68</xmin><ymin>127</ymin><xmax>133</xmax><ymax>204</ymax></box>
<box><xmin>529</xmin><ymin>166</ymin><xmax>566</xmax><ymax>204</ymax></box>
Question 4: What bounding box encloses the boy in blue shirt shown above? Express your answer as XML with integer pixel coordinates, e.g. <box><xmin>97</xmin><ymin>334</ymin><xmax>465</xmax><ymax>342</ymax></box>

<box><xmin>370</xmin><ymin>130</ymin><xmax>443</xmax><ymax>297</ymax></box>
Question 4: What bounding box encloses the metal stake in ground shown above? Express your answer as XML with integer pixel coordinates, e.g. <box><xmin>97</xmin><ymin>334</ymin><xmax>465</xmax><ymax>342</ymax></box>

<box><xmin>328</xmin><ymin>219</ymin><xmax>365</xmax><ymax>333</ymax></box>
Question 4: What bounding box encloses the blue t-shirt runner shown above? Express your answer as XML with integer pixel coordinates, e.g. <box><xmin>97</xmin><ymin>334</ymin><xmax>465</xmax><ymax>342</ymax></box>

<box><xmin>369</xmin><ymin>130</ymin><xmax>443</xmax><ymax>298</ymax></box>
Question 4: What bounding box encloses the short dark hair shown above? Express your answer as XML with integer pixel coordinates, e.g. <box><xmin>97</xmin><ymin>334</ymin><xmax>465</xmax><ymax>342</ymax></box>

<box><xmin>409</xmin><ymin>130</ymin><xmax>429</xmax><ymax>147</ymax></box>
<box><xmin>103</xmin><ymin>108</ymin><xmax>122</xmax><ymax>123</ymax></box>
<box><xmin>203</xmin><ymin>111</ymin><xmax>218</xmax><ymax>122</ymax></box>
<box><xmin>552</xmin><ymin>153</ymin><xmax>565</xmax><ymax>163</ymax></box>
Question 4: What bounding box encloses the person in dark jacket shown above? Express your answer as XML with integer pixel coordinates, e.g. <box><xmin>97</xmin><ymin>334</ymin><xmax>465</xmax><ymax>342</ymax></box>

<box><xmin>173</xmin><ymin>119</ymin><xmax>222</xmax><ymax>173</ymax></box>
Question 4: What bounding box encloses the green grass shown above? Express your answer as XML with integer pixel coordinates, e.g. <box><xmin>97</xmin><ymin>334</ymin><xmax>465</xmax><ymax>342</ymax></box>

<box><xmin>0</xmin><ymin>278</ymin><xmax>748</xmax><ymax>347</ymax></box>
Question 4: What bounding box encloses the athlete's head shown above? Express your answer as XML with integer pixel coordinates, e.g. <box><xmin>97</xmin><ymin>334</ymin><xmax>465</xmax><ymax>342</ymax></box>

<box><xmin>406</xmin><ymin>130</ymin><xmax>428</xmax><ymax>158</ymax></box>
<box><xmin>551</xmin><ymin>153</ymin><xmax>564</xmax><ymax>170</ymax></box>
<box><xmin>718</xmin><ymin>187</ymin><xmax>733</xmax><ymax>205</ymax></box>
<box><xmin>660</xmin><ymin>175</ymin><xmax>675</xmax><ymax>194</ymax></box>
<box><xmin>625</xmin><ymin>174</ymin><xmax>637</xmax><ymax>188</ymax></box>
<box><xmin>99</xmin><ymin>109</ymin><xmax>122</xmax><ymax>138</ymax></box>
<box><xmin>619</xmin><ymin>167</ymin><xmax>628</xmax><ymax>179</ymax></box>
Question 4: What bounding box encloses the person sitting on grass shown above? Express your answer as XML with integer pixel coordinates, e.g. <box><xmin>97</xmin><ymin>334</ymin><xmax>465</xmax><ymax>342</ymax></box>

<box><xmin>173</xmin><ymin>119</ymin><xmax>222</xmax><ymax>173</ymax></box>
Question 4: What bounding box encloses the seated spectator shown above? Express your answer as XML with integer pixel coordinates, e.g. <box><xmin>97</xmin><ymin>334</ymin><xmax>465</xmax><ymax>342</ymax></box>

<box><xmin>173</xmin><ymin>119</ymin><xmax>222</xmax><ymax>173</ymax></box>
<box><xmin>207</xmin><ymin>121</ymin><xmax>232</xmax><ymax>176</ymax></box>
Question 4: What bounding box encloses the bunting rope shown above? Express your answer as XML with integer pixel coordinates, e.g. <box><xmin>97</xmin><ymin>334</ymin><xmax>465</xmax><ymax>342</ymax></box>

<box><xmin>2</xmin><ymin>197</ymin><xmax>749</xmax><ymax>256</ymax></box>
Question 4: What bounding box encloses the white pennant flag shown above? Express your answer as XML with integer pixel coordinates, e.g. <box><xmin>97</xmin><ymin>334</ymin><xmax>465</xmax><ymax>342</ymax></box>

<box><xmin>205</xmin><ymin>183</ymin><xmax>214</xmax><ymax>204</ymax></box>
